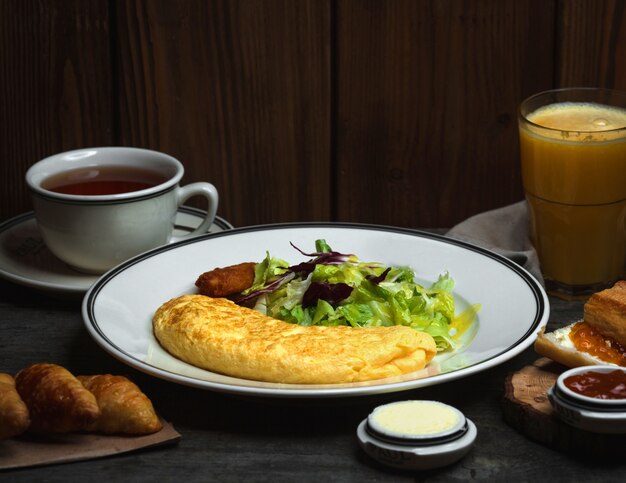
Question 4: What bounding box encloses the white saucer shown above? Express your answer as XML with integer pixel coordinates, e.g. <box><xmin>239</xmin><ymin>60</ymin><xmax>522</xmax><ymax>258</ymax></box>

<box><xmin>0</xmin><ymin>207</ymin><xmax>233</xmax><ymax>295</ymax></box>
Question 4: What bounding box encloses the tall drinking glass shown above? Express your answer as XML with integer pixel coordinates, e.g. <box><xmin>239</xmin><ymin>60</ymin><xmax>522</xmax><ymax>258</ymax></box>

<box><xmin>518</xmin><ymin>88</ymin><xmax>626</xmax><ymax>299</ymax></box>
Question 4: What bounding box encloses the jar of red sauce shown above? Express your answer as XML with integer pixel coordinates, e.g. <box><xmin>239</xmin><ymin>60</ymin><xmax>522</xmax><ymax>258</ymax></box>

<box><xmin>548</xmin><ymin>366</ymin><xmax>626</xmax><ymax>434</ymax></box>
<box><xmin>564</xmin><ymin>369</ymin><xmax>626</xmax><ymax>400</ymax></box>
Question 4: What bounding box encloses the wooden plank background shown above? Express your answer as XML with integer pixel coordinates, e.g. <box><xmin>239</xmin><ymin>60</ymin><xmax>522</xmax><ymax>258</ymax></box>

<box><xmin>1</xmin><ymin>0</ymin><xmax>625</xmax><ymax>229</ymax></box>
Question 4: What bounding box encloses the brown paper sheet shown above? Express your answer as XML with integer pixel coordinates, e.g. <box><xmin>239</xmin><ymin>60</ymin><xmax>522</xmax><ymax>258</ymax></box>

<box><xmin>0</xmin><ymin>420</ymin><xmax>180</xmax><ymax>470</ymax></box>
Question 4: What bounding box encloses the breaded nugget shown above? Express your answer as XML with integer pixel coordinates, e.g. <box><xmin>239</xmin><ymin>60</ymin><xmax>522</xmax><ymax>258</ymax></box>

<box><xmin>195</xmin><ymin>262</ymin><xmax>256</xmax><ymax>297</ymax></box>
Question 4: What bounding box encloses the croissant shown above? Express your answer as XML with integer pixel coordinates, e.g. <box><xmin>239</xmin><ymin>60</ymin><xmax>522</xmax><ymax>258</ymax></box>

<box><xmin>77</xmin><ymin>374</ymin><xmax>162</xmax><ymax>435</ymax></box>
<box><xmin>0</xmin><ymin>373</ymin><xmax>30</xmax><ymax>440</ymax></box>
<box><xmin>15</xmin><ymin>363</ymin><xmax>100</xmax><ymax>433</ymax></box>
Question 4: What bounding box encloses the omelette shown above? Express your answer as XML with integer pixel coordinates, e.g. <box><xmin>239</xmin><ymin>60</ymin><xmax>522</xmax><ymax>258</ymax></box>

<box><xmin>153</xmin><ymin>295</ymin><xmax>437</xmax><ymax>384</ymax></box>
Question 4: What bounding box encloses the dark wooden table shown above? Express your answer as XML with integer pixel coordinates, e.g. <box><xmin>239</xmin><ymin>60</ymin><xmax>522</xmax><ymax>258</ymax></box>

<box><xmin>1</xmin><ymin>277</ymin><xmax>625</xmax><ymax>482</ymax></box>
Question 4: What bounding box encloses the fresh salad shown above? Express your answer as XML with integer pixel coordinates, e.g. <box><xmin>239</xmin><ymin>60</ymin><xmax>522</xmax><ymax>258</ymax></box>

<box><xmin>235</xmin><ymin>239</ymin><xmax>474</xmax><ymax>352</ymax></box>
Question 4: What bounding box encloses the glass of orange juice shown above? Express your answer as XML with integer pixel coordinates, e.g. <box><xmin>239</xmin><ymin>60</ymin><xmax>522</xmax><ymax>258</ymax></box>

<box><xmin>519</xmin><ymin>88</ymin><xmax>626</xmax><ymax>299</ymax></box>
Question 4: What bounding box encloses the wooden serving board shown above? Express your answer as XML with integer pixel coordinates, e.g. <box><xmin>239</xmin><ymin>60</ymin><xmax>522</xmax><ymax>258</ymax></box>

<box><xmin>502</xmin><ymin>358</ymin><xmax>626</xmax><ymax>458</ymax></box>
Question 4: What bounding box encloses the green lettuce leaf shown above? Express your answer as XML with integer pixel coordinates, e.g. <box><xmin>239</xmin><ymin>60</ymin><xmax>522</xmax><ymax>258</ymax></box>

<box><xmin>246</xmin><ymin>240</ymin><xmax>470</xmax><ymax>352</ymax></box>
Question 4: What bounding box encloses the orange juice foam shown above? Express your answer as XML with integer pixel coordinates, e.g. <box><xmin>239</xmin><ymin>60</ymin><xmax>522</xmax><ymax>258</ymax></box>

<box><xmin>528</xmin><ymin>102</ymin><xmax>626</xmax><ymax>134</ymax></box>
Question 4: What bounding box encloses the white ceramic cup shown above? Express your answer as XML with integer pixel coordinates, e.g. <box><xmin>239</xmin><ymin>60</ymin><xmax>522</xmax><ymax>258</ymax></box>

<box><xmin>26</xmin><ymin>147</ymin><xmax>219</xmax><ymax>274</ymax></box>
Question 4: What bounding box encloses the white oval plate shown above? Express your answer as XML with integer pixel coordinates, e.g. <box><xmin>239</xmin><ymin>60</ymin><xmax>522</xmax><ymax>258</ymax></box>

<box><xmin>82</xmin><ymin>223</ymin><xmax>549</xmax><ymax>398</ymax></box>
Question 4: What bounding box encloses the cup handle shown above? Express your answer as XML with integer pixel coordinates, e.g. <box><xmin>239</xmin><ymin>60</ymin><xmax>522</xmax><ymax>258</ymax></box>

<box><xmin>170</xmin><ymin>182</ymin><xmax>219</xmax><ymax>241</ymax></box>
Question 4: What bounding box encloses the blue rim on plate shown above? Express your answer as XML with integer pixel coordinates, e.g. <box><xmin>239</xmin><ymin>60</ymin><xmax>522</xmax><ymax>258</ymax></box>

<box><xmin>82</xmin><ymin>222</ymin><xmax>549</xmax><ymax>398</ymax></box>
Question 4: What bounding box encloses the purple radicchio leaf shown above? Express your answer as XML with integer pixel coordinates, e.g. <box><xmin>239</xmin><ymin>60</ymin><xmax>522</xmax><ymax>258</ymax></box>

<box><xmin>289</xmin><ymin>242</ymin><xmax>354</xmax><ymax>268</ymax></box>
<box><xmin>235</xmin><ymin>242</ymin><xmax>355</xmax><ymax>305</ymax></box>
<box><xmin>288</xmin><ymin>261</ymin><xmax>317</xmax><ymax>275</ymax></box>
<box><xmin>366</xmin><ymin>267</ymin><xmax>391</xmax><ymax>285</ymax></box>
<box><xmin>302</xmin><ymin>282</ymin><xmax>353</xmax><ymax>308</ymax></box>
<box><xmin>234</xmin><ymin>272</ymin><xmax>295</xmax><ymax>304</ymax></box>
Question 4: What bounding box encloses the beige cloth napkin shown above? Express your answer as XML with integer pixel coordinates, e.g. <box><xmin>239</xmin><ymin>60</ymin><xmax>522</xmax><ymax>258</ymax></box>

<box><xmin>446</xmin><ymin>200</ymin><xmax>544</xmax><ymax>286</ymax></box>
